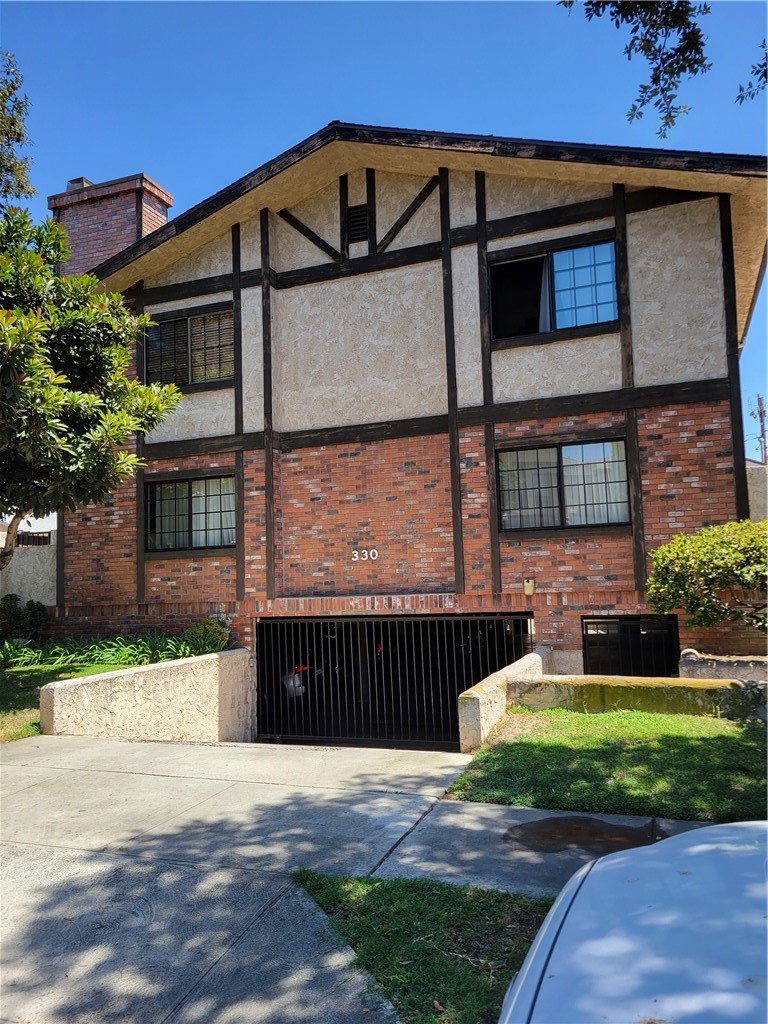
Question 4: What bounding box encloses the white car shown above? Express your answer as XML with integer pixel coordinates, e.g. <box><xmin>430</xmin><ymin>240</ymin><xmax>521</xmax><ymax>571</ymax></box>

<box><xmin>499</xmin><ymin>821</ymin><xmax>767</xmax><ymax>1024</ymax></box>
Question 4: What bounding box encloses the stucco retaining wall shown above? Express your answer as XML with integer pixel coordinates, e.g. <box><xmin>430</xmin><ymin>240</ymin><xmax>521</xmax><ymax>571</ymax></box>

<box><xmin>40</xmin><ymin>649</ymin><xmax>253</xmax><ymax>743</ymax></box>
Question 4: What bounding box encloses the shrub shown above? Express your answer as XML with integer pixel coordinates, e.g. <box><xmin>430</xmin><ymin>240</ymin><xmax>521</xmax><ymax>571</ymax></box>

<box><xmin>647</xmin><ymin>519</ymin><xmax>767</xmax><ymax>632</ymax></box>
<box><xmin>180</xmin><ymin>618</ymin><xmax>231</xmax><ymax>655</ymax></box>
<box><xmin>0</xmin><ymin>593</ymin><xmax>46</xmax><ymax>641</ymax></box>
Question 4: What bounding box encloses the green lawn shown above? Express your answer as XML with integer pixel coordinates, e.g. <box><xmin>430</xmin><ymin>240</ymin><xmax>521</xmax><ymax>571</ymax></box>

<box><xmin>0</xmin><ymin>664</ymin><xmax>126</xmax><ymax>742</ymax></box>
<box><xmin>449</xmin><ymin>708</ymin><xmax>767</xmax><ymax>822</ymax></box>
<box><xmin>295</xmin><ymin>871</ymin><xmax>552</xmax><ymax>1024</ymax></box>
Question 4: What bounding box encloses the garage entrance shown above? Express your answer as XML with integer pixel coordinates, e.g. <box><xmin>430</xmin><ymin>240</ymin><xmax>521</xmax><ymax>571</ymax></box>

<box><xmin>255</xmin><ymin>615</ymin><xmax>533</xmax><ymax>749</ymax></box>
<box><xmin>582</xmin><ymin>615</ymin><xmax>679</xmax><ymax>677</ymax></box>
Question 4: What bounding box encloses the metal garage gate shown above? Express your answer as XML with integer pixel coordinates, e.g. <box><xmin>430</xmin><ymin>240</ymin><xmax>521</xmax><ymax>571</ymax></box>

<box><xmin>582</xmin><ymin>616</ymin><xmax>679</xmax><ymax>677</ymax></box>
<box><xmin>255</xmin><ymin>615</ymin><xmax>533</xmax><ymax>750</ymax></box>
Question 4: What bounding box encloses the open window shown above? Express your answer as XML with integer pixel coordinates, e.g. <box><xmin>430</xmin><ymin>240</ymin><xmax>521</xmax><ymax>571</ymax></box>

<box><xmin>490</xmin><ymin>239</ymin><xmax>618</xmax><ymax>343</ymax></box>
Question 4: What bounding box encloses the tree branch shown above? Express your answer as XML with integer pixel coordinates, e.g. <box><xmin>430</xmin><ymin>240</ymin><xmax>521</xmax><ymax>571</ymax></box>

<box><xmin>0</xmin><ymin>511</ymin><xmax>31</xmax><ymax>571</ymax></box>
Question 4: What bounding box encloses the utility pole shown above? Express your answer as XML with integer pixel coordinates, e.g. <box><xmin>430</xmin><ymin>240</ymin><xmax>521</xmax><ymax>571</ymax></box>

<box><xmin>757</xmin><ymin>396</ymin><xmax>767</xmax><ymax>464</ymax></box>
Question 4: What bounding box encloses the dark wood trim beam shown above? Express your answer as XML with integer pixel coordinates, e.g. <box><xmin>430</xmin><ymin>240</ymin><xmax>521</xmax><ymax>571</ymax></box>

<box><xmin>366</xmin><ymin>168</ymin><xmax>377</xmax><ymax>255</ymax></box>
<box><xmin>625</xmin><ymin>409</ymin><xmax>647</xmax><ymax>591</ymax></box>
<box><xmin>261</xmin><ymin>208</ymin><xmax>276</xmax><ymax>601</ymax></box>
<box><xmin>144</xmin><ymin>465</ymin><xmax>238</xmax><ymax>482</ymax></box>
<box><xmin>719</xmin><ymin>195</ymin><xmax>750</xmax><ymax>519</ymax></box>
<box><xmin>475</xmin><ymin>171</ymin><xmax>501</xmax><ymax>595</ymax></box>
<box><xmin>439</xmin><ymin>167</ymin><xmax>465</xmax><ymax>595</ymax></box>
<box><xmin>491</xmin><ymin>319</ymin><xmax>619</xmax><ymax>352</ymax></box>
<box><xmin>143</xmin><ymin>431</ymin><xmax>265</xmax><ymax>460</ymax></box>
<box><xmin>495</xmin><ymin>425</ymin><xmax>629</xmax><ymax>450</ymax></box>
<box><xmin>142</xmin><ymin>274</ymin><xmax>235</xmax><ymax>307</ymax></box>
<box><xmin>459</xmin><ymin>378</ymin><xmax>731</xmax><ymax>427</ymax></box>
<box><xmin>487</xmin><ymin>226</ymin><xmax>616</xmax><ymax>265</ymax></box>
<box><xmin>339</xmin><ymin>173</ymin><xmax>349</xmax><ymax>261</ymax></box>
<box><xmin>277</xmin><ymin>207</ymin><xmax>341</xmax><ymax>263</ymax></box>
<box><xmin>376</xmin><ymin>176</ymin><xmax>438</xmax><ymax>253</ymax></box>
<box><xmin>279</xmin><ymin>414</ymin><xmax>448</xmax><ymax>451</ymax></box>
<box><xmin>232</xmin><ymin>224</ymin><xmax>243</xmax><ymax>435</ymax></box>
<box><xmin>485</xmin><ymin>422</ymin><xmax>502</xmax><ymax>595</ymax></box>
<box><xmin>235</xmin><ymin>450</ymin><xmax>245</xmax><ymax>601</ymax></box>
<box><xmin>613</xmin><ymin>185</ymin><xmax>634</xmax><ymax>389</ymax></box>
<box><xmin>623</xmin><ymin>187</ymin><xmax>719</xmax><ymax>215</ymax></box>
<box><xmin>135</xmin><ymin>282</ymin><xmax>146</xmax><ymax>605</ymax></box>
<box><xmin>134</xmin><ymin>280</ymin><xmax>145</xmax><ymax>383</ymax></box>
<box><xmin>499</xmin><ymin>523</ymin><xmax>633</xmax><ymax>542</ymax></box>
<box><xmin>149</xmin><ymin>299</ymin><xmax>233</xmax><ymax>322</ymax></box>
<box><xmin>56</xmin><ymin>511</ymin><xmax>65</xmax><ymax>609</ymax></box>
<box><xmin>144</xmin><ymin>545</ymin><xmax>236</xmax><ymax>560</ymax></box>
<box><xmin>475</xmin><ymin>171</ymin><xmax>493</xmax><ymax>406</ymax></box>
<box><xmin>275</xmin><ymin>240</ymin><xmax>441</xmax><ymax>289</ymax></box>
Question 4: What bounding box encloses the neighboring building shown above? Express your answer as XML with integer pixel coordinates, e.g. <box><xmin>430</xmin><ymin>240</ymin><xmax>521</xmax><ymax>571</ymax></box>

<box><xmin>747</xmin><ymin>458</ymin><xmax>768</xmax><ymax>521</ymax></box>
<box><xmin>47</xmin><ymin>123</ymin><xmax>767</xmax><ymax>746</ymax></box>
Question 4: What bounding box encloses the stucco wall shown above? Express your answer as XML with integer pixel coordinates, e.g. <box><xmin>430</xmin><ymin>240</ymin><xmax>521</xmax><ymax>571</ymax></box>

<box><xmin>145</xmin><ymin>389</ymin><xmax>236</xmax><ymax>443</ymax></box>
<box><xmin>144</xmin><ymin>229</ymin><xmax>233</xmax><ymax>288</ymax></box>
<box><xmin>0</xmin><ymin>545</ymin><xmax>56</xmax><ymax>606</ymax></box>
<box><xmin>492</xmin><ymin>333</ymin><xmax>623</xmax><ymax>402</ymax></box>
<box><xmin>628</xmin><ymin>198</ymin><xmax>727</xmax><ymax>387</ymax></box>
<box><xmin>452</xmin><ymin>245</ymin><xmax>484</xmax><ymax>409</ymax></box>
<box><xmin>272</xmin><ymin>261</ymin><xmax>447</xmax><ymax>430</ymax></box>
<box><xmin>485</xmin><ymin>174</ymin><xmax>610</xmax><ymax>222</ymax></box>
<box><xmin>376</xmin><ymin>172</ymin><xmax>440</xmax><ymax>249</ymax></box>
<box><xmin>241</xmin><ymin>288</ymin><xmax>265</xmax><ymax>433</ymax></box>
<box><xmin>40</xmin><ymin>649</ymin><xmax>253</xmax><ymax>743</ymax></box>
<box><xmin>747</xmin><ymin>462</ymin><xmax>767</xmax><ymax>522</ymax></box>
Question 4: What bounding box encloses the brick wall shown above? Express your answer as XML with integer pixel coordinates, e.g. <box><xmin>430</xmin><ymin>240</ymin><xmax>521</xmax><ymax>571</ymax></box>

<box><xmin>275</xmin><ymin>435</ymin><xmax>454</xmax><ymax>597</ymax></box>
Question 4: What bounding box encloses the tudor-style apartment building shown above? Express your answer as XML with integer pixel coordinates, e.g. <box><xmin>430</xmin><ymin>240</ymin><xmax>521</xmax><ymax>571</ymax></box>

<box><xmin>48</xmin><ymin>123</ymin><xmax>766</xmax><ymax>746</ymax></box>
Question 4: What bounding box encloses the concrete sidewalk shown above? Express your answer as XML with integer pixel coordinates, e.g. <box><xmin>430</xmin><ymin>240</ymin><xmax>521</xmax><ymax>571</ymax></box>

<box><xmin>0</xmin><ymin>735</ymin><xmax>704</xmax><ymax>1023</ymax></box>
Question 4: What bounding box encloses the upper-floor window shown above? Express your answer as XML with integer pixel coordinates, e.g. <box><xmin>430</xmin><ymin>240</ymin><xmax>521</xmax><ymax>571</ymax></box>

<box><xmin>146</xmin><ymin>308</ymin><xmax>234</xmax><ymax>387</ymax></box>
<box><xmin>498</xmin><ymin>439</ymin><xmax>629</xmax><ymax>531</ymax></box>
<box><xmin>490</xmin><ymin>239</ymin><xmax>618</xmax><ymax>342</ymax></box>
<box><xmin>146</xmin><ymin>476</ymin><xmax>236</xmax><ymax>551</ymax></box>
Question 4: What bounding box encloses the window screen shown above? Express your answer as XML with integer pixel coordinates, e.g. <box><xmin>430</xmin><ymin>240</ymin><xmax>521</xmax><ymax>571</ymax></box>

<box><xmin>146</xmin><ymin>311</ymin><xmax>234</xmax><ymax>386</ymax></box>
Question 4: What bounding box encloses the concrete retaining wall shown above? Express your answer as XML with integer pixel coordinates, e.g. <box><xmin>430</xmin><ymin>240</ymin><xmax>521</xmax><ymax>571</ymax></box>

<box><xmin>680</xmin><ymin>648</ymin><xmax>767</xmax><ymax>684</ymax></box>
<box><xmin>458</xmin><ymin>646</ymin><xmax>766</xmax><ymax>751</ymax></box>
<box><xmin>40</xmin><ymin>649</ymin><xmax>253</xmax><ymax>743</ymax></box>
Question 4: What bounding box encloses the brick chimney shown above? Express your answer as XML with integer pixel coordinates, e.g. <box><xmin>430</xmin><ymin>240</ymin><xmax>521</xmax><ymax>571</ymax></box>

<box><xmin>47</xmin><ymin>174</ymin><xmax>173</xmax><ymax>276</ymax></box>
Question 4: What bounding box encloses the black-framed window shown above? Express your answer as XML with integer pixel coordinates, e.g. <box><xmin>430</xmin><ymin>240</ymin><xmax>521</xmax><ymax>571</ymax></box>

<box><xmin>146</xmin><ymin>476</ymin><xmax>236</xmax><ymax>551</ymax></box>
<box><xmin>498</xmin><ymin>440</ymin><xmax>629</xmax><ymax>531</ymax></box>
<box><xmin>490</xmin><ymin>240</ymin><xmax>618</xmax><ymax>340</ymax></box>
<box><xmin>146</xmin><ymin>309</ymin><xmax>234</xmax><ymax>387</ymax></box>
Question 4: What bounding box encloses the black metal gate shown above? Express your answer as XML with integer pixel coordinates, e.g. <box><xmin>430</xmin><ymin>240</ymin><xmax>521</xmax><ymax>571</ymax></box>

<box><xmin>255</xmin><ymin>615</ymin><xmax>533</xmax><ymax>750</ymax></box>
<box><xmin>582</xmin><ymin>615</ymin><xmax>679</xmax><ymax>677</ymax></box>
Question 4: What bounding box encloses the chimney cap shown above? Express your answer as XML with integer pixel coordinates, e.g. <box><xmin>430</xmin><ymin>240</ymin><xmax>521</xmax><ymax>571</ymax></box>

<box><xmin>67</xmin><ymin>177</ymin><xmax>93</xmax><ymax>192</ymax></box>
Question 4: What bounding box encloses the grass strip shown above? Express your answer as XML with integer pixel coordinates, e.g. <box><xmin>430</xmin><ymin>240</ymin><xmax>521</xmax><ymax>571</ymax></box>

<box><xmin>295</xmin><ymin>870</ymin><xmax>551</xmax><ymax>1024</ymax></box>
<box><xmin>449</xmin><ymin>708</ymin><xmax>766</xmax><ymax>822</ymax></box>
<box><xmin>0</xmin><ymin>664</ymin><xmax>128</xmax><ymax>742</ymax></box>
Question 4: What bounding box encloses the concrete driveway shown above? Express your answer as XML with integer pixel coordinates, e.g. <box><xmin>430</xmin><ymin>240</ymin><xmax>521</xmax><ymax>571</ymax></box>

<box><xmin>0</xmin><ymin>735</ymin><xmax>470</xmax><ymax>1024</ymax></box>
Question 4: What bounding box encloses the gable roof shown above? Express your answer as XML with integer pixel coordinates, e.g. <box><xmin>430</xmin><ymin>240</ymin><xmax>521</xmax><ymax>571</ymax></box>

<box><xmin>94</xmin><ymin>121</ymin><xmax>767</xmax><ymax>338</ymax></box>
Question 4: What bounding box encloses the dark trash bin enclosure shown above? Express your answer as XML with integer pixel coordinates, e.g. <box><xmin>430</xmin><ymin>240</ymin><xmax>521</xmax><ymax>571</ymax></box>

<box><xmin>256</xmin><ymin>615</ymin><xmax>533</xmax><ymax>749</ymax></box>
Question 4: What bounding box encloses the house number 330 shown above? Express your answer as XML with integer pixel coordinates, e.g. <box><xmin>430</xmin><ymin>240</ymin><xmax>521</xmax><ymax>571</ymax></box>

<box><xmin>352</xmin><ymin>548</ymin><xmax>379</xmax><ymax>561</ymax></box>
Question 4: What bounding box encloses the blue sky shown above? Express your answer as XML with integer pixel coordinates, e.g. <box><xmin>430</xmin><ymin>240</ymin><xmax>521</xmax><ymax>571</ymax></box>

<box><xmin>2</xmin><ymin>0</ymin><xmax>766</xmax><ymax>457</ymax></box>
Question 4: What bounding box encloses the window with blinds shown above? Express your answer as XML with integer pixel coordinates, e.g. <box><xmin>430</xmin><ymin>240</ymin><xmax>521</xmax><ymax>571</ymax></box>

<box><xmin>146</xmin><ymin>310</ymin><xmax>234</xmax><ymax>387</ymax></box>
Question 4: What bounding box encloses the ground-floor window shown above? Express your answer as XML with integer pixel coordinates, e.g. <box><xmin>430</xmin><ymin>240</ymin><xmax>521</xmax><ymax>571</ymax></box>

<box><xmin>582</xmin><ymin>615</ymin><xmax>679</xmax><ymax>677</ymax></box>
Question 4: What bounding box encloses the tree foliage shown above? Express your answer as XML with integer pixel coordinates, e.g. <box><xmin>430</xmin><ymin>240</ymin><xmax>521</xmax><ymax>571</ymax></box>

<box><xmin>560</xmin><ymin>2</ymin><xmax>767</xmax><ymax>137</ymax></box>
<box><xmin>0</xmin><ymin>51</ymin><xmax>33</xmax><ymax>202</ymax></box>
<box><xmin>0</xmin><ymin>208</ymin><xmax>181</xmax><ymax>569</ymax></box>
<box><xmin>647</xmin><ymin>520</ymin><xmax>768</xmax><ymax>633</ymax></box>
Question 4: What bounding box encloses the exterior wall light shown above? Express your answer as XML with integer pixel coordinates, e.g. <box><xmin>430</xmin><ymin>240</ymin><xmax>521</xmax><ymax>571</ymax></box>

<box><xmin>523</xmin><ymin>578</ymin><xmax>535</xmax><ymax>596</ymax></box>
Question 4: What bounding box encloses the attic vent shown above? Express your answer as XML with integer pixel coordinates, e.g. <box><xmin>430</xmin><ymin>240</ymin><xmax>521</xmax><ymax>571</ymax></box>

<box><xmin>347</xmin><ymin>204</ymin><xmax>369</xmax><ymax>244</ymax></box>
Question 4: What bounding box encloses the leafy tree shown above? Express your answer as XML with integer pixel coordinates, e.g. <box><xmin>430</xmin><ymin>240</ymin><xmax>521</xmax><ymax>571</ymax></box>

<box><xmin>647</xmin><ymin>520</ymin><xmax>767</xmax><ymax>633</ymax></box>
<box><xmin>0</xmin><ymin>51</ymin><xmax>33</xmax><ymax>202</ymax></box>
<box><xmin>0</xmin><ymin>208</ymin><xmax>181</xmax><ymax>570</ymax></box>
<box><xmin>560</xmin><ymin>2</ymin><xmax>767</xmax><ymax>137</ymax></box>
